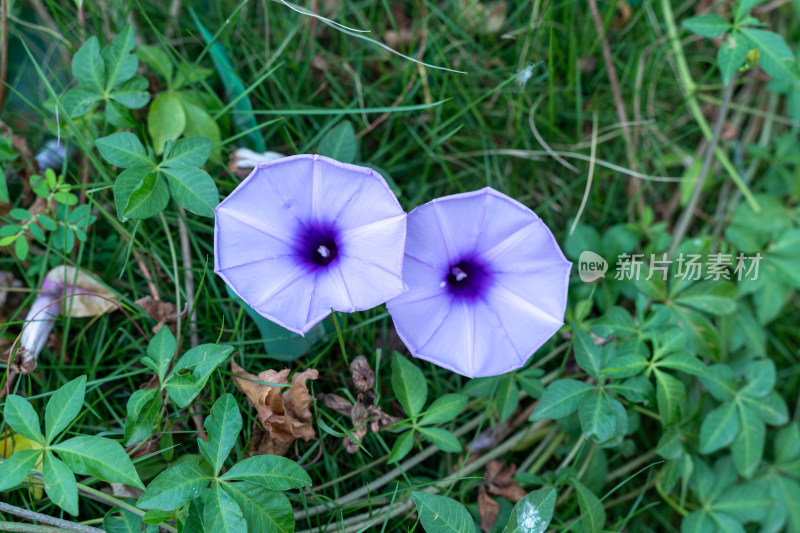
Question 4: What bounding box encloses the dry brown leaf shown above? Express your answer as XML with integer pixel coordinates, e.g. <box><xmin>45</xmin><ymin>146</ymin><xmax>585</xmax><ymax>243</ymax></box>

<box><xmin>231</xmin><ymin>361</ymin><xmax>319</xmax><ymax>456</ymax></box>
<box><xmin>135</xmin><ymin>296</ymin><xmax>180</xmax><ymax>334</ymax></box>
<box><xmin>350</xmin><ymin>355</ymin><xmax>375</xmax><ymax>392</ymax></box>
<box><xmin>478</xmin><ymin>486</ymin><xmax>500</xmax><ymax>532</ymax></box>
<box><xmin>344</xmin><ymin>394</ymin><xmax>369</xmax><ymax>454</ymax></box>
<box><xmin>45</xmin><ymin>266</ymin><xmax>117</xmax><ymax>317</ymax></box>
<box><xmin>485</xmin><ymin>460</ymin><xmax>527</xmax><ymax>502</ymax></box>
<box><xmin>367</xmin><ymin>404</ymin><xmax>401</xmax><ymax>433</ymax></box>
<box><xmin>319</xmin><ymin>393</ymin><xmax>354</xmax><ymax>416</ymax></box>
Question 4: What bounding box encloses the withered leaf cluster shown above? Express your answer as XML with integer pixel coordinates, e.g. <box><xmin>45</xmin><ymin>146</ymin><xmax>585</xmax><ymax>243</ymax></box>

<box><xmin>231</xmin><ymin>360</ymin><xmax>318</xmax><ymax>456</ymax></box>
<box><xmin>478</xmin><ymin>461</ymin><xmax>528</xmax><ymax>532</ymax></box>
<box><xmin>318</xmin><ymin>355</ymin><xmax>400</xmax><ymax>454</ymax></box>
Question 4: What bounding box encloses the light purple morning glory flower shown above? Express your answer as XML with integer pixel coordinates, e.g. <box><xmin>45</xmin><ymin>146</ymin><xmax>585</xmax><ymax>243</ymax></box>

<box><xmin>386</xmin><ymin>187</ymin><xmax>571</xmax><ymax>378</ymax></box>
<box><xmin>215</xmin><ymin>154</ymin><xmax>406</xmax><ymax>335</ymax></box>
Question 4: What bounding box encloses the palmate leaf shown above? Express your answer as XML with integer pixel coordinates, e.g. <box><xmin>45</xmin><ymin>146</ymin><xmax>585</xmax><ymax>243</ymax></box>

<box><xmin>161</xmin><ymin>166</ymin><xmax>219</xmax><ymax>217</ymax></box>
<box><xmin>683</xmin><ymin>14</ymin><xmax>731</xmax><ymax>38</ymax></box>
<box><xmin>411</xmin><ymin>492</ymin><xmax>478</xmax><ymax>533</ymax></box>
<box><xmin>699</xmin><ymin>401</ymin><xmax>740</xmax><ymax>454</ymax></box>
<box><xmin>530</xmin><ymin>379</ymin><xmax>593</xmax><ymax>421</ymax></box>
<box><xmin>96</xmin><ymin>132</ymin><xmax>153</xmax><ymax>168</ymax></box>
<box><xmin>578</xmin><ymin>391</ymin><xmax>616</xmax><ymax>443</ymax></box>
<box><xmin>45</xmin><ymin>375</ymin><xmax>86</xmax><ymax>444</ymax></box>
<box><xmin>387</xmin><ymin>429</ymin><xmax>415</xmax><ymax>464</ymax></box>
<box><xmin>495</xmin><ymin>374</ymin><xmax>519</xmax><ymax>423</ymax></box>
<box><xmin>318</xmin><ymin>120</ymin><xmax>357</xmax><ymax>164</ymax></box>
<box><xmin>503</xmin><ymin>487</ymin><xmax>556</xmax><ymax>533</ymax></box>
<box><xmin>570</xmin><ymin>479</ymin><xmax>606</xmax><ymax>533</ymax></box>
<box><xmin>198</xmin><ymin>394</ymin><xmax>242</xmax><ymax>476</ymax></box>
<box><xmin>123</xmin><ymin>388</ymin><xmax>161</xmax><ymax>446</ymax></box>
<box><xmin>72</xmin><ymin>36</ymin><xmax>105</xmax><ymax>93</ymax></box>
<box><xmin>221</xmin><ymin>481</ymin><xmax>293</xmax><ymax>533</ymax></box>
<box><xmin>0</xmin><ymin>449</ymin><xmax>42</xmax><ymax>491</ymax></box>
<box><xmin>51</xmin><ymin>435</ymin><xmax>144</xmax><ymax>488</ymax></box>
<box><xmin>44</xmin><ymin>452</ymin><xmax>79</xmax><ymax>516</ymax></box>
<box><xmin>203</xmin><ymin>483</ymin><xmax>247</xmax><ymax>533</ymax></box>
<box><xmin>741</xmin><ymin>28</ymin><xmax>800</xmax><ymax>82</ymax></box>
<box><xmin>146</xmin><ymin>326</ymin><xmax>176</xmax><ymax>384</ymax></box>
<box><xmin>165</xmin><ymin>344</ymin><xmax>234</xmax><ymax>407</ymax></box>
<box><xmin>220</xmin><ymin>454</ymin><xmax>311</xmax><ymax>490</ymax></box>
<box><xmin>3</xmin><ymin>395</ymin><xmax>44</xmax><ymax>444</ymax></box>
<box><xmin>113</xmin><ymin>168</ymin><xmax>170</xmax><ymax>221</ymax></box>
<box><xmin>654</xmin><ymin>369</ymin><xmax>685</xmax><ymax>427</ymax></box>
<box><xmin>417</xmin><ymin>427</ymin><xmax>462</xmax><ymax>452</ymax></box>
<box><xmin>109</xmin><ymin>77</ymin><xmax>150</xmax><ymax>109</ymax></box>
<box><xmin>391</xmin><ymin>352</ymin><xmax>427</xmax><ymax>418</ymax></box>
<box><xmin>717</xmin><ymin>31</ymin><xmax>750</xmax><ymax>85</ymax></box>
<box><xmin>102</xmin><ymin>24</ymin><xmax>138</xmax><ymax>91</ymax></box>
<box><xmin>62</xmin><ymin>87</ymin><xmax>102</xmax><ymax>117</ymax></box>
<box><xmin>161</xmin><ymin>136</ymin><xmax>212</xmax><ymax>168</ymax></box>
<box><xmin>419</xmin><ymin>394</ymin><xmax>468</xmax><ymax>426</ymax></box>
<box><xmin>731</xmin><ymin>405</ymin><xmax>765</xmax><ymax>478</ymax></box>
<box><xmin>573</xmin><ymin>329</ymin><xmax>603</xmax><ymax>379</ymax></box>
<box><xmin>138</xmin><ymin>463</ymin><xmax>211</xmax><ymax>511</ymax></box>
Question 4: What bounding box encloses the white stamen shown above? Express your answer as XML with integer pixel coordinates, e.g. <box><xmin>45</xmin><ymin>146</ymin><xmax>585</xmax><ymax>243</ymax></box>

<box><xmin>451</xmin><ymin>266</ymin><xmax>468</xmax><ymax>282</ymax></box>
<box><xmin>317</xmin><ymin>245</ymin><xmax>331</xmax><ymax>258</ymax></box>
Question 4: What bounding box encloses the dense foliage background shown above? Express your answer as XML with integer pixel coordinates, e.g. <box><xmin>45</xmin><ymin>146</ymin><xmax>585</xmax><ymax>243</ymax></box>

<box><xmin>1</xmin><ymin>0</ymin><xmax>799</xmax><ymax>532</ymax></box>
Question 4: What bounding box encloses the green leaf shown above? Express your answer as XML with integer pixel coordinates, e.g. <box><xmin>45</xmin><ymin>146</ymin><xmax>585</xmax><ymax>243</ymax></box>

<box><xmin>45</xmin><ymin>375</ymin><xmax>86</xmax><ymax>443</ymax></box>
<box><xmin>0</xmin><ymin>169</ymin><xmax>8</xmax><ymax>203</ymax></box>
<box><xmin>650</xmin><ymin>327</ymin><xmax>690</xmax><ymax>358</ymax></box>
<box><xmin>162</xmin><ymin>136</ymin><xmax>212</xmax><ymax>168</ymax></box>
<box><xmin>147</xmin><ymin>326</ymin><xmax>176</xmax><ymax>384</ymax></box>
<box><xmin>742</xmin><ymin>391</ymin><xmax>788</xmax><ymax>425</ymax></box>
<box><xmin>699</xmin><ymin>365</ymin><xmax>737</xmax><ymax>402</ymax></box>
<box><xmin>148</xmin><ymin>91</ymin><xmax>187</xmax><ymax>154</ymax></box>
<box><xmin>387</xmin><ymin>429</ymin><xmax>415</xmax><ymax>464</ymax></box>
<box><xmin>590</xmin><ymin>306</ymin><xmax>637</xmax><ymax>338</ymax></box>
<box><xmin>674</xmin><ymin>281</ymin><xmax>738</xmax><ymax>316</ymax></box>
<box><xmin>775</xmin><ymin>422</ymin><xmax>800</xmax><ymax>465</ymax></box>
<box><xmin>190</xmin><ymin>11</ymin><xmax>265</xmax><ymax>152</ymax></box>
<box><xmin>3</xmin><ymin>395</ymin><xmax>44</xmax><ymax>444</ymax></box>
<box><xmin>110</xmin><ymin>76</ymin><xmax>150</xmax><ymax>109</ymax></box>
<box><xmin>203</xmin><ymin>483</ymin><xmax>246</xmax><ymax>533</ymax></box>
<box><xmin>656</xmin><ymin>352</ymin><xmax>707</xmax><ymax>377</ymax></box>
<box><xmin>607</xmin><ymin>376</ymin><xmax>653</xmax><ymax>403</ymax></box>
<box><xmin>495</xmin><ymin>374</ymin><xmax>519</xmax><ymax>423</ymax></box>
<box><xmin>44</xmin><ymin>452</ymin><xmax>79</xmax><ymax>515</ymax></box>
<box><xmin>681</xmin><ymin>510</ymin><xmax>715</xmax><ymax>533</ymax></box>
<box><xmin>391</xmin><ymin>352</ymin><xmax>427</xmax><ymax>418</ymax></box>
<box><xmin>72</xmin><ymin>36</ymin><xmax>105</xmax><ymax>93</ymax></box>
<box><xmin>138</xmin><ymin>44</ymin><xmax>173</xmax><ymax>83</ymax></box>
<box><xmin>114</xmin><ymin>168</ymin><xmax>170</xmax><ymax>221</ymax></box>
<box><xmin>503</xmin><ymin>486</ymin><xmax>556</xmax><ymax>533</ymax></box>
<box><xmin>102</xmin><ymin>25</ymin><xmax>138</xmax><ymax>90</ymax></box>
<box><xmin>530</xmin><ymin>379</ymin><xmax>593</xmax><ymax>421</ymax></box>
<box><xmin>574</xmin><ymin>329</ymin><xmax>603</xmax><ymax>379</ymax></box>
<box><xmin>182</xmin><ymin>98</ymin><xmax>222</xmax><ymax>148</ymax></box>
<box><xmin>220</xmin><ymin>454</ymin><xmax>311</xmax><ymax>489</ymax></box>
<box><xmin>52</xmin><ymin>435</ymin><xmax>144</xmax><ymax>488</ymax></box>
<box><xmin>96</xmin><ymin>132</ymin><xmax>153</xmax><ymax>168</ymax></box>
<box><xmin>221</xmin><ymin>481</ymin><xmax>293</xmax><ymax>533</ymax></box>
<box><xmin>600</xmin><ymin>352</ymin><xmax>648</xmax><ymax>379</ymax></box>
<box><xmin>123</xmin><ymin>388</ymin><xmax>161</xmax><ymax>446</ymax></box>
<box><xmin>198</xmin><ymin>394</ymin><xmax>242</xmax><ymax>476</ymax></box>
<box><xmin>578</xmin><ymin>391</ymin><xmax>616</xmax><ymax>443</ymax></box>
<box><xmin>137</xmin><ymin>463</ymin><xmax>211</xmax><ymax>511</ymax></box>
<box><xmin>418</xmin><ymin>427</ymin><xmax>462</xmax><ymax>453</ymax></box>
<box><xmin>318</xmin><ymin>121</ymin><xmax>357</xmax><ymax>163</ymax></box>
<box><xmin>731</xmin><ymin>405</ymin><xmax>765</xmax><ymax>478</ymax></box>
<box><xmin>739</xmin><ymin>359</ymin><xmax>775</xmax><ymax>398</ymax></box>
<box><xmin>699</xmin><ymin>401</ymin><xmax>741</xmax><ymax>454</ymax></box>
<box><xmin>718</xmin><ymin>31</ymin><xmax>750</xmax><ymax>85</ymax></box>
<box><xmin>655</xmin><ymin>369</ymin><xmax>686</xmax><ymax>427</ymax></box>
<box><xmin>165</xmin><ymin>344</ymin><xmax>234</xmax><ymax>407</ymax></box>
<box><xmin>15</xmin><ymin>236</ymin><xmax>28</xmax><ymax>260</ymax></box>
<box><xmin>104</xmin><ymin>506</ymin><xmax>157</xmax><ymax>533</ymax></box>
<box><xmin>0</xmin><ymin>449</ymin><xmax>42</xmax><ymax>491</ymax></box>
<box><xmin>161</xmin><ymin>167</ymin><xmax>219</xmax><ymax>217</ymax></box>
<box><xmin>420</xmin><ymin>394</ymin><xmax>468</xmax><ymax>426</ymax></box>
<box><xmin>683</xmin><ymin>14</ymin><xmax>731</xmax><ymax>38</ymax></box>
<box><xmin>62</xmin><ymin>87</ymin><xmax>102</xmax><ymax>117</ymax></box>
<box><xmin>741</xmin><ymin>28</ymin><xmax>800</xmax><ymax>82</ymax></box>
<box><xmin>411</xmin><ymin>492</ymin><xmax>478</xmax><ymax>533</ymax></box>
<box><xmin>570</xmin><ymin>478</ymin><xmax>606</xmax><ymax>533</ymax></box>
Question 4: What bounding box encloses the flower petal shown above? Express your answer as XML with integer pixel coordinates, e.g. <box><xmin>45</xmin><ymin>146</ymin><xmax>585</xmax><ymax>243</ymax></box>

<box><xmin>214</xmin><ymin>208</ymin><xmax>298</xmax><ymax>271</ymax></box>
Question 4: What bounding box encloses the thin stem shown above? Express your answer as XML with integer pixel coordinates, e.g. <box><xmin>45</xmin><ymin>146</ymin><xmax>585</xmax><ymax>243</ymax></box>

<box><xmin>160</xmin><ymin>213</ymin><xmax>182</xmax><ymax>346</ymax></box>
<box><xmin>0</xmin><ymin>0</ymin><xmax>8</xmax><ymax>113</ymax></box>
<box><xmin>668</xmin><ymin>74</ymin><xmax>737</xmax><ymax>257</ymax></box>
<box><xmin>0</xmin><ymin>523</ymin><xmax>71</xmax><ymax>533</ymax></box>
<box><xmin>178</xmin><ymin>209</ymin><xmax>199</xmax><ymax>348</ymax></box>
<box><xmin>0</xmin><ymin>502</ymin><xmax>103</xmax><ymax>533</ymax></box>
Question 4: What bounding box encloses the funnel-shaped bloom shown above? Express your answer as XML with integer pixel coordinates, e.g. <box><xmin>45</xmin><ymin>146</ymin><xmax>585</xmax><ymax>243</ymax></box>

<box><xmin>387</xmin><ymin>187</ymin><xmax>571</xmax><ymax>378</ymax></box>
<box><xmin>215</xmin><ymin>155</ymin><xmax>406</xmax><ymax>335</ymax></box>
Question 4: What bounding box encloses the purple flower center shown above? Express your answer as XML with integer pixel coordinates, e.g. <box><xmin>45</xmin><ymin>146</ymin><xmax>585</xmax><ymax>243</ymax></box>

<box><xmin>444</xmin><ymin>258</ymin><xmax>490</xmax><ymax>300</ymax></box>
<box><xmin>297</xmin><ymin>222</ymin><xmax>340</xmax><ymax>268</ymax></box>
